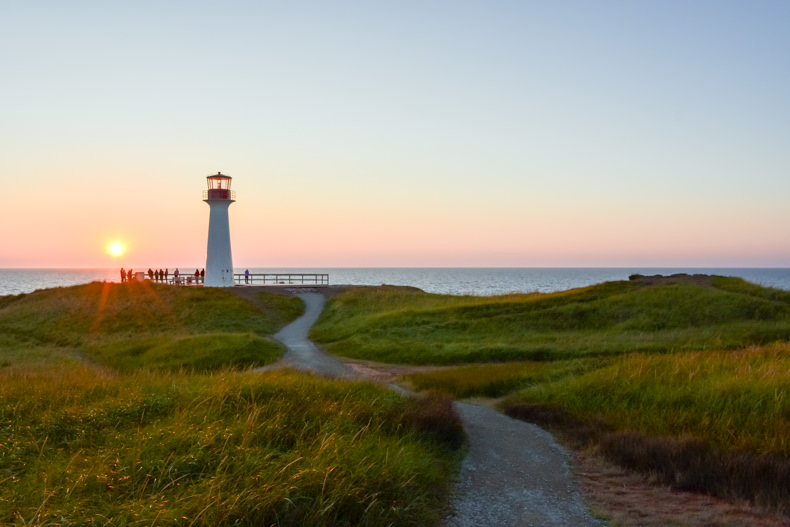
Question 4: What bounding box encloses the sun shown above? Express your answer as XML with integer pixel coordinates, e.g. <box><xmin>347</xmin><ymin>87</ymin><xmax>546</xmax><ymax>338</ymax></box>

<box><xmin>108</xmin><ymin>242</ymin><xmax>125</xmax><ymax>257</ymax></box>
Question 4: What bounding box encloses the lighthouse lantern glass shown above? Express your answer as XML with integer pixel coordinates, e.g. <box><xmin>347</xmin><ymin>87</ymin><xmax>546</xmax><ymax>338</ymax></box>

<box><xmin>206</xmin><ymin>173</ymin><xmax>232</xmax><ymax>190</ymax></box>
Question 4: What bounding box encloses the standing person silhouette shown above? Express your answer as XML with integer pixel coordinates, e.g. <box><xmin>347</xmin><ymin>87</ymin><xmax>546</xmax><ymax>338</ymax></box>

<box><xmin>120</xmin><ymin>267</ymin><xmax>126</xmax><ymax>283</ymax></box>
<box><xmin>244</xmin><ymin>269</ymin><xmax>249</xmax><ymax>284</ymax></box>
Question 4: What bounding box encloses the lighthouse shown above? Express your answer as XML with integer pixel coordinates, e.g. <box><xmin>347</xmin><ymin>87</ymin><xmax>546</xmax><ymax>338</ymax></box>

<box><xmin>203</xmin><ymin>172</ymin><xmax>235</xmax><ymax>287</ymax></box>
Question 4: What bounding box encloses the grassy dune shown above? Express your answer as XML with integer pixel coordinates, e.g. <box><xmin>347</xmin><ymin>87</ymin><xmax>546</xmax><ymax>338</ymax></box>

<box><xmin>313</xmin><ymin>276</ymin><xmax>790</xmax><ymax>513</ymax></box>
<box><xmin>0</xmin><ymin>283</ymin><xmax>464</xmax><ymax>526</ymax></box>
<box><xmin>7</xmin><ymin>275</ymin><xmax>790</xmax><ymax>518</ymax></box>
<box><xmin>0</xmin><ymin>280</ymin><xmax>303</xmax><ymax>371</ymax></box>
<box><xmin>507</xmin><ymin>346</ymin><xmax>790</xmax><ymax>455</ymax></box>
<box><xmin>503</xmin><ymin>344</ymin><xmax>790</xmax><ymax>512</ymax></box>
<box><xmin>311</xmin><ymin>275</ymin><xmax>790</xmax><ymax>364</ymax></box>
<box><xmin>0</xmin><ymin>368</ymin><xmax>462</xmax><ymax>525</ymax></box>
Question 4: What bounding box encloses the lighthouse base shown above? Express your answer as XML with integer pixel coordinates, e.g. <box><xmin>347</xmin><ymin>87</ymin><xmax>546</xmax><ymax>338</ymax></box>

<box><xmin>204</xmin><ymin>270</ymin><xmax>235</xmax><ymax>287</ymax></box>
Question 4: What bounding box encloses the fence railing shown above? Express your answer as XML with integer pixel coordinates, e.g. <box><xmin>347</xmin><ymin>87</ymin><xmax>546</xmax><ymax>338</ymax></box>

<box><xmin>233</xmin><ymin>273</ymin><xmax>329</xmax><ymax>286</ymax></box>
<box><xmin>171</xmin><ymin>274</ymin><xmax>202</xmax><ymax>285</ymax></box>
<box><xmin>128</xmin><ymin>273</ymin><xmax>329</xmax><ymax>287</ymax></box>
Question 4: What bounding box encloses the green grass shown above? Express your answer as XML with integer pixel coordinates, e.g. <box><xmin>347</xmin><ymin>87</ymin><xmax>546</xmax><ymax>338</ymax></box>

<box><xmin>311</xmin><ymin>276</ymin><xmax>790</xmax><ymax>364</ymax></box>
<box><xmin>0</xmin><ymin>281</ymin><xmax>303</xmax><ymax>371</ymax></box>
<box><xmin>415</xmin><ymin>344</ymin><xmax>790</xmax><ymax>455</ymax></box>
<box><xmin>0</xmin><ymin>367</ymin><xmax>463</xmax><ymax>526</ymax></box>
<box><xmin>9</xmin><ymin>275</ymin><xmax>790</xmax><ymax>518</ymax></box>
<box><xmin>407</xmin><ymin>339</ymin><xmax>790</xmax><ymax>512</ymax></box>
<box><xmin>405</xmin><ymin>359</ymin><xmax>603</xmax><ymax>399</ymax></box>
<box><xmin>311</xmin><ymin>277</ymin><xmax>790</xmax><ymax>512</ymax></box>
<box><xmin>0</xmin><ymin>283</ymin><xmax>464</xmax><ymax>525</ymax></box>
<box><xmin>90</xmin><ymin>332</ymin><xmax>283</xmax><ymax>373</ymax></box>
<box><xmin>505</xmin><ymin>344</ymin><xmax>790</xmax><ymax>456</ymax></box>
<box><xmin>502</xmin><ymin>343</ymin><xmax>790</xmax><ymax>512</ymax></box>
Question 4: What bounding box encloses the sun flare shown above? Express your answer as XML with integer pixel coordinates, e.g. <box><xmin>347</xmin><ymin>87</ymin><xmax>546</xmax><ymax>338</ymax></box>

<box><xmin>108</xmin><ymin>242</ymin><xmax>125</xmax><ymax>257</ymax></box>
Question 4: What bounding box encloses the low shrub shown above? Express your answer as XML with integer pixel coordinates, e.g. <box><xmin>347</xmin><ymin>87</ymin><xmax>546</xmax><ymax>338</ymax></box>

<box><xmin>599</xmin><ymin>431</ymin><xmax>790</xmax><ymax>513</ymax></box>
<box><xmin>396</xmin><ymin>392</ymin><xmax>466</xmax><ymax>450</ymax></box>
<box><xmin>504</xmin><ymin>403</ymin><xmax>610</xmax><ymax>449</ymax></box>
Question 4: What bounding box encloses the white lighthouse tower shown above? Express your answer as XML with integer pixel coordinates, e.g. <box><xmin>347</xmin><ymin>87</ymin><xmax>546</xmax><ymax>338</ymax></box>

<box><xmin>203</xmin><ymin>172</ymin><xmax>236</xmax><ymax>287</ymax></box>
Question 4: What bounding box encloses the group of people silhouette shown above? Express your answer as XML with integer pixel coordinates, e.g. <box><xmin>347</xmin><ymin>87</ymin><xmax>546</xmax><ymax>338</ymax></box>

<box><xmin>120</xmin><ymin>267</ymin><xmax>170</xmax><ymax>283</ymax></box>
<box><xmin>187</xmin><ymin>269</ymin><xmax>204</xmax><ymax>284</ymax></box>
<box><xmin>119</xmin><ymin>267</ymin><xmax>208</xmax><ymax>285</ymax></box>
<box><xmin>119</xmin><ymin>267</ymin><xmax>203</xmax><ymax>284</ymax></box>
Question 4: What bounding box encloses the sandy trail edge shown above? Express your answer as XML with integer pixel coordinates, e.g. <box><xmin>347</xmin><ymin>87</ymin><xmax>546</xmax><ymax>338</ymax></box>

<box><xmin>258</xmin><ymin>292</ymin><xmax>602</xmax><ymax>526</ymax></box>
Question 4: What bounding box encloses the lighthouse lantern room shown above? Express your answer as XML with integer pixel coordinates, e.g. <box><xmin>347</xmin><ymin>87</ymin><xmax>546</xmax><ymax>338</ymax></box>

<box><xmin>203</xmin><ymin>172</ymin><xmax>236</xmax><ymax>287</ymax></box>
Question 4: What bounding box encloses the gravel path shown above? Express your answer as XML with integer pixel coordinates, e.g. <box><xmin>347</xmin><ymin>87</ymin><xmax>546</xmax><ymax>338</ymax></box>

<box><xmin>263</xmin><ymin>292</ymin><xmax>602</xmax><ymax>526</ymax></box>
<box><xmin>256</xmin><ymin>292</ymin><xmax>356</xmax><ymax>378</ymax></box>
<box><xmin>445</xmin><ymin>403</ymin><xmax>601</xmax><ymax>526</ymax></box>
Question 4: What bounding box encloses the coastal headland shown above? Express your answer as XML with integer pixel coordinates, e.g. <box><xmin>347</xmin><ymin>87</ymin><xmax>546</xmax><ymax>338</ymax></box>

<box><xmin>2</xmin><ymin>275</ymin><xmax>790</xmax><ymax>525</ymax></box>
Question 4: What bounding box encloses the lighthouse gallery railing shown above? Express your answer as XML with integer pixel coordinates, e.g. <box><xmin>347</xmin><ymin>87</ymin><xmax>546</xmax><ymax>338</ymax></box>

<box><xmin>203</xmin><ymin>189</ymin><xmax>237</xmax><ymax>200</ymax></box>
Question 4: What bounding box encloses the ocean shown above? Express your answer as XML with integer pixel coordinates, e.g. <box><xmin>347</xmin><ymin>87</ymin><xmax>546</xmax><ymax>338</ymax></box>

<box><xmin>1</xmin><ymin>267</ymin><xmax>789</xmax><ymax>297</ymax></box>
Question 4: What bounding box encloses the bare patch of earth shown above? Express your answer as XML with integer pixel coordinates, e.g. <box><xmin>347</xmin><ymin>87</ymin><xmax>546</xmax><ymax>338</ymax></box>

<box><xmin>341</xmin><ymin>358</ymin><xmax>452</xmax><ymax>384</ymax></box>
<box><xmin>573</xmin><ymin>452</ymin><xmax>790</xmax><ymax>527</ymax></box>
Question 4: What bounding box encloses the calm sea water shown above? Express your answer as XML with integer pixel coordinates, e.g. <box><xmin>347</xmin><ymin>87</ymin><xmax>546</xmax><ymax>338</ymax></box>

<box><xmin>1</xmin><ymin>268</ymin><xmax>790</xmax><ymax>297</ymax></box>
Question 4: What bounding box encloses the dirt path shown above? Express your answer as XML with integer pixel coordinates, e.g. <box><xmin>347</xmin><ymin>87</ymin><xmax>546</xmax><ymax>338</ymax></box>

<box><xmin>263</xmin><ymin>291</ymin><xmax>601</xmax><ymax>526</ymax></box>
<box><xmin>255</xmin><ymin>292</ymin><xmax>356</xmax><ymax>378</ymax></box>
<box><xmin>445</xmin><ymin>402</ymin><xmax>600</xmax><ymax>526</ymax></box>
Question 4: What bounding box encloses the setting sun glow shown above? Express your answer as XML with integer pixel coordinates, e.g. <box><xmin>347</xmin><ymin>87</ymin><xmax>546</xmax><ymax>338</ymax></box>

<box><xmin>108</xmin><ymin>242</ymin><xmax>125</xmax><ymax>257</ymax></box>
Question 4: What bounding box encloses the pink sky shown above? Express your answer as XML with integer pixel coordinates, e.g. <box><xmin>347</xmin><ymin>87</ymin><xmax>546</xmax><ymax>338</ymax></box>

<box><xmin>2</xmin><ymin>3</ymin><xmax>789</xmax><ymax>269</ymax></box>
<box><xmin>3</xmin><ymin>170</ymin><xmax>787</xmax><ymax>268</ymax></box>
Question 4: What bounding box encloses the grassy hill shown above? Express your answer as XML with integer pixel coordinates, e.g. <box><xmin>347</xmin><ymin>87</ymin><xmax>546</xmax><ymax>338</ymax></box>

<box><xmin>310</xmin><ymin>274</ymin><xmax>790</xmax><ymax>364</ymax></box>
<box><xmin>313</xmin><ymin>276</ymin><xmax>790</xmax><ymax>514</ymax></box>
<box><xmin>0</xmin><ymin>280</ymin><xmax>303</xmax><ymax>371</ymax></box>
<box><xmin>0</xmin><ymin>282</ymin><xmax>464</xmax><ymax>525</ymax></box>
<box><xmin>7</xmin><ymin>276</ymin><xmax>790</xmax><ymax>520</ymax></box>
<box><xmin>0</xmin><ymin>367</ymin><xmax>461</xmax><ymax>525</ymax></box>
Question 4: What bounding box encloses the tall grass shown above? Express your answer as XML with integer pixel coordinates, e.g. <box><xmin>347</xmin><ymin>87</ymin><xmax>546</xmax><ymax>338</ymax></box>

<box><xmin>317</xmin><ymin>278</ymin><xmax>790</xmax><ymax>512</ymax></box>
<box><xmin>0</xmin><ymin>284</ymin><xmax>466</xmax><ymax>524</ymax></box>
<box><xmin>406</xmin><ymin>359</ymin><xmax>603</xmax><ymax>399</ymax></box>
<box><xmin>8</xmin><ymin>277</ymin><xmax>790</xmax><ymax>517</ymax></box>
<box><xmin>0</xmin><ymin>367</ymin><xmax>463</xmax><ymax>526</ymax></box>
<box><xmin>0</xmin><ymin>281</ymin><xmax>303</xmax><ymax>371</ymax></box>
<box><xmin>311</xmin><ymin>277</ymin><xmax>790</xmax><ymax>364</ymax></box>
<box><xmin>503</xmin><ymin>343</ymin><xmax>790</xmax><ymax>512</ymax></box>
<box><xmin>506</xmin><ymin>344</ymin><xmax>790</xmax><ymax>455</ymax></box>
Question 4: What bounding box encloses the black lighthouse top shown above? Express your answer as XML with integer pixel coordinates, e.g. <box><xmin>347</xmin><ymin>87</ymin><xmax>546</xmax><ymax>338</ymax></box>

<box><xmin>204</xmin><ymin>172</ymin><xmax>235</xmax><ymax>201</ymax></box>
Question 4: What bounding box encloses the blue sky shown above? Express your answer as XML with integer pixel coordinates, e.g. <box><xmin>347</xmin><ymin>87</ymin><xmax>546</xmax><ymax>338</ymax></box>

<box><xmin>2</xmin><ymin>1</ymin><xmax>788</xmax><ymax>267</ymax></box>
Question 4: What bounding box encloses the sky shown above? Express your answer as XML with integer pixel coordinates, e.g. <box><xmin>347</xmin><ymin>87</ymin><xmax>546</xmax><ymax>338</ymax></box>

<box><xmin>2</xmin><ymin>1</ymin><xmax>789</xmax><ymax>268</ymax></box>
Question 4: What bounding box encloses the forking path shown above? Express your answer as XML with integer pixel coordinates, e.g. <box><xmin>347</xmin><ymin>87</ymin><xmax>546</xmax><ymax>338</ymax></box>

<box><xmin>255</xmin><ymin>291</ymin><xmax>602</xmax><ymax>527</ymax></box>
